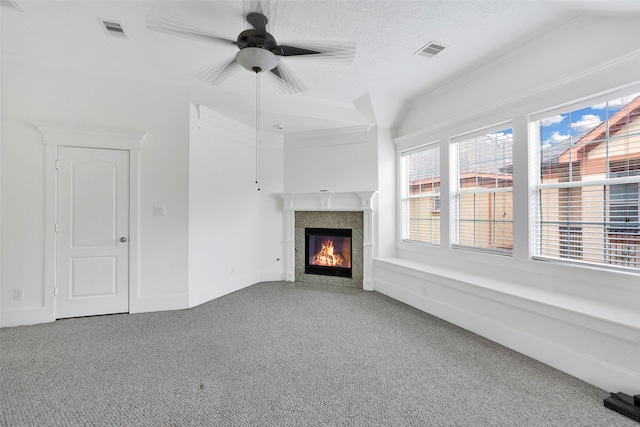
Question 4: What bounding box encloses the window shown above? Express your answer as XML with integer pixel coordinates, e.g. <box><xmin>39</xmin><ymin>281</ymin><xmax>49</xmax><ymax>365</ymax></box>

<box><xmin>401</xmin><ymin>143</ymin><xmax>441</xmax><ymax>244</ymax></box>
<box><xmin>610</xmin><ymin>183</ymin><xmax>639</xmax><ymax>233</ymax></box>
<box><xmin>451</xmin><ymin>126</ymin><xmax>514</xmax><ymax>254</ymax></box>
<box><xmin>531</xmin><ymin>92</ymin><xmax>640</xmax><ymax>270</ymax></box>
<box><xmin>432</xmin><ymin>195</ymin><xmax>441</xmax><ymax>213</ymax></box>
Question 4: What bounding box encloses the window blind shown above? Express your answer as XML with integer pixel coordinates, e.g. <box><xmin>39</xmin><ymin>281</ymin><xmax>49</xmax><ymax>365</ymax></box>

<box><xmin>531</xmin><ymin>92</ymin><xmax>640</xmax><ymax>271</ymax></box>
<box><xmin>401</xmin><ymin>143</ymin><xmax>441</xmax><ymax>244</ymax></box>
<box><xmin>451</xmin><ymin>127</ymin><xmax>514</xmax><ymax>255</ymax></box>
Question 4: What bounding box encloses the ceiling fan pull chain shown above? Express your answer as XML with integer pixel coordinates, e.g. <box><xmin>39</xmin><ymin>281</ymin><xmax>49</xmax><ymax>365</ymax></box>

<box><xmin>256</xmin><ymin>71</ymin><xmax>261</xmax><ymax>191</ymax></box>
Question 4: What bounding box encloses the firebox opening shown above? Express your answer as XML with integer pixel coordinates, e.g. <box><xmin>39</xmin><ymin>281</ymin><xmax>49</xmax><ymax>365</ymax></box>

<box><xmin>305</xmin><ymin>228</ymin><xmax>352</xmax><ymax>278</ymax></box>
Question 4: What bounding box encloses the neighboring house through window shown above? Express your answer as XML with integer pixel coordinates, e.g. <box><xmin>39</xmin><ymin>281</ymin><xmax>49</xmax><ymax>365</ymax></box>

<box><xmin>401</xmin><ymin>143</ymin><xmax>441</xmax><ymax>244</ymax></box>
<box><xmin>450</xmin><ymin>126</ymin><xmax>514</xmax><ymax>254</ymax></box>
<box><xmin>432</xmin><ymin>195</ymin><xmax>441</xmax><ymax>214</ymax></box>
<box><xmin>531</xmin><ymin>92</ymin><xmax>640</xmax><ymax>270</ymax></box>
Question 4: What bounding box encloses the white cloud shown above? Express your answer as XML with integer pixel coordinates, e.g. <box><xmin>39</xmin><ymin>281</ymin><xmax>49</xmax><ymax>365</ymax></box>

<box><xmin>495</xmin><ymin>132</ymin><xmax>513</xmax><ymax>144</ymax></box>
<box><xmin>591</xmin><ymin>93</ymin><xmax>640</xmax><ymax>109</ymax></box>
<box><xmin>540</xmin><ymin>115</ymin><xmax>565</xmax><ymax>126</ymax></box>
<box><xmin>543</xmin><ymin>131</ymin><xmax>570</xmax><ymax>147</ymax></box>
<box><xmin>570</xmin><ymin>114</ymin><xmax>601</xmax><ymax>133</ymax></box>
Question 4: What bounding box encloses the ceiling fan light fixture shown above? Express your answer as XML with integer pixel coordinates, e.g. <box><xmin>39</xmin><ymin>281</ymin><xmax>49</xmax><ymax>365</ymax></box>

<box><xmin>235</xmin><ymin>47</ymin><xmax>278</xmax><ymax>73</ymax></box>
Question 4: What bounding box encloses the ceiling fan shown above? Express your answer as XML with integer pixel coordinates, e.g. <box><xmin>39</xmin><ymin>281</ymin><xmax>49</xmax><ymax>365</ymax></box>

<box><xmin>146</xmin><ymin>5</ymin><xmax>356</xmax><ymax>93</ymax></box>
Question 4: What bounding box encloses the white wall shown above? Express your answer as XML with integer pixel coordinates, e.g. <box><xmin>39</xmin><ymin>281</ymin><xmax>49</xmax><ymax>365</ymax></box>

<box><xmin>1</xmin><ymin>57</ymin><xmax>192</xmax><ymax>326</ymax></box>
<box><xmin>258</xmin><ymin>142</ymin><xmax>286</xmax><ymax>282</ymax></box>
<box><xmin>0</xmin><ymin>57</ymin><xmax>291</xmax><ymax>327</ymax></box>
<box><xmin>187</xmin><ymin>106</ymin><xmax>284</xmax><ymax>306</ymax></box>
<box><xmin>283</xmin><ymin>125</ymin><xmax>390</xmax><ymax>264</ymax></box>
<box><xmin>376</xmin><ymin>127</ymin><xmax>396</xmax><ymax>259</ymax></box>
<box><xmin>284</xmin><ymin>126</ymin><xmax>377</xmax><ymax>193</ymax></box>
<box><xmin>383</xmin><ymin>15</ymin><xmax>640</xmax><ymax>393</ymax></box>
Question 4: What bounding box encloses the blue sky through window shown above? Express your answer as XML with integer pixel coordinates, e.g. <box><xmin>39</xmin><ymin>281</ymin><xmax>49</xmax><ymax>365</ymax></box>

<box><xmin>539</xmin><ymin>94</ymin><xmax>639</xmax><ymax>150</ymax></box>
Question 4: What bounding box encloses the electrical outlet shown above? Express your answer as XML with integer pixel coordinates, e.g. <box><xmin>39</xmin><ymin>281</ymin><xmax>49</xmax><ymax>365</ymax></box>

<box><xmin>14</xmin><ymin>289</ymin><xmax>24</xmax><ymax>300</ymax></box>
<box><xmin>153</xmin><ymin>206</ymin><xmax>166</xmax><ymax>216</ymax></box>
<box><xmin>422</xmin><ymin>287</ymin><xmax>428</xmax><ymax>297</ymax></box>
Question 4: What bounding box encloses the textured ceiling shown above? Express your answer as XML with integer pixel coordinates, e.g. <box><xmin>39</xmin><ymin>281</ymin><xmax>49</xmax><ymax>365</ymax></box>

<box><xmin>3</xmin><ymin>1</ymin><xmax>640</xmax><ymax>133</ymax></box>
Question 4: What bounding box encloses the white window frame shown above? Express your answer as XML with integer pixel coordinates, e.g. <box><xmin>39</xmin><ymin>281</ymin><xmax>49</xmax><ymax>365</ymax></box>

<box><xmin>400</xmin><ymin>142</ymin><xmax>441</xmax><ymax>245</ymax></box>
<box><xmin>450</xmin><ymin>123</ymin><xmax>514</xmax><ymax>256</ymax></box>
<box><xmin>529</xmin><ymin>89</ymin><xmax>640</xmax><ymax>272</ymax></box>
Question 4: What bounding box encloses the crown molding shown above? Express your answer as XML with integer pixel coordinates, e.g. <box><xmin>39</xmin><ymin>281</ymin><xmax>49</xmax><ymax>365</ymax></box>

<box><xmin>33</xmin><ymin>121</ymin><xmax>147</xmax><ymax>150</ymax></box>
<box><xmin>284</xmin><ymin>125</ymin><xmax>372</xmax><ymax>149</ymax></box>
<box><xmin>195</xmin><ymin>105</ymin><xmax>283</xmax><ymax>148</ymax></box>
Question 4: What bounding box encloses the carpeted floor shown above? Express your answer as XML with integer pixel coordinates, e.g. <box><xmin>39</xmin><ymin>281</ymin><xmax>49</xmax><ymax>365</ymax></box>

<box><xmin>0</xmin><ymin>281</ymin><xmax>635</xmax><ymax>426</ymax></box>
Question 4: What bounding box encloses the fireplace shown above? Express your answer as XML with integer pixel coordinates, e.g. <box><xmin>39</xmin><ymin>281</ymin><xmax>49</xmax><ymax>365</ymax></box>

<box><xmin>280</xmin><ymin>191</ymin><xmax>376</xmax><ymax>290</ymax></box>
<box><xmin>305</xmin><ymin>228</ymin><xmax>352</xmax><ymax>278</ymax></box>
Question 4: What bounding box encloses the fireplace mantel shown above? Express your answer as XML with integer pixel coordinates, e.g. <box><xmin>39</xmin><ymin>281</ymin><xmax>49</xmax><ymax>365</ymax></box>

<box><xmin>279</xmin><ymin>191</ymin><xmax>377</xmax><ymax>291</ymax></box>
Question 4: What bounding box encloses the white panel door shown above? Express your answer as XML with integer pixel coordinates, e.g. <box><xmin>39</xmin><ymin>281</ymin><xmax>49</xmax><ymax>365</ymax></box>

<box><xmin>56</xmin><ymin>147</ymin><xmax>129</xmax><ymax>318</ymax></box>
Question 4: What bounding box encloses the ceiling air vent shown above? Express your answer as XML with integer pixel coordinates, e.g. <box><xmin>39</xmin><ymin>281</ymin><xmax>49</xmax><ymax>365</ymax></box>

<box><xmin>99</xmin><ymin>18</ymin><xmax>127</xmax><ymax>39</ymax></box>
<box><xmin>414</xmin><ymin>41</ymin><xmax>446</xmax><ymax>58</ymax></box>
<box><xmin>0</xmin><ymin>0</ymin><xmax>25</xmax><ymax>11</ymax></box>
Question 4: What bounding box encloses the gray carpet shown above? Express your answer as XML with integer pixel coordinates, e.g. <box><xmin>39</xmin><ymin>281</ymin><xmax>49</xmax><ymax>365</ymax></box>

<box><xmin>0</xmin><ymin>281</ymin><xmax>635</xmax><ymax>426</ymax></box>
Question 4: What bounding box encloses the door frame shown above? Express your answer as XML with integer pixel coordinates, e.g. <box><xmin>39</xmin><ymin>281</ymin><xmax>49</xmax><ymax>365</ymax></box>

<box><xmin>35</xmin><ymin>122</ymin><xmax>147</xmax><ymax>321</ymax></box>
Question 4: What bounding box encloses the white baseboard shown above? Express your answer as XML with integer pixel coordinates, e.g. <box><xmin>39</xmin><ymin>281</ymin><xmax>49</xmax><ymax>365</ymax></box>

<box><xmin>130</xmin><ymin>293</ymin><xmax>189</xmax><ymax>314</ymax></box>
<box><xmin>260</xmin><ymin>270</ymin><xmax>286</xmax><ymax>282</ymax></box>
<box><xmin>0</xmin><ymin>306</ymin><xmax>55</xmax><ymax>328</ymax></box>
<box><xmin>375</xmin><ymin>277</ymin><xmax>640</xmax><ymax>394</ymax></box>
<box><xmin>188</xmin><ymin>272</ymin><xmax>261</xmax><ymax>308</ymax></box>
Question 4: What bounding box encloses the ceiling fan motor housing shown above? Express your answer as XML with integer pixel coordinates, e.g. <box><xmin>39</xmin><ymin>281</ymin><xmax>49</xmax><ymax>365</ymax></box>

<box><xmin>237</xmin><ymin>29</ymin><xmax>278</xmax><ymax>51</ymax></box>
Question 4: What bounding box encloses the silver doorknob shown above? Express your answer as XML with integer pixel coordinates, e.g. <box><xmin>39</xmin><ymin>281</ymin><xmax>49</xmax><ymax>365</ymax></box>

<box><xmin>120</xmin><ymin>237</ymin><xmax>127</xmax><ymax>242</ymax></box>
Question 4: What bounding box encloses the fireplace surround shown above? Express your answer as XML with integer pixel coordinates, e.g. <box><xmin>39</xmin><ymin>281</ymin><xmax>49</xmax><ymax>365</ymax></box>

<box><xmin>279</xmin><ymin>191</ymin><xmax>377</xmax><ymax>290</ymax></box>
<box><xmin>296</xmin><ymin>212</ymin><xmax>362</xmax><ymax>287</ymax></box>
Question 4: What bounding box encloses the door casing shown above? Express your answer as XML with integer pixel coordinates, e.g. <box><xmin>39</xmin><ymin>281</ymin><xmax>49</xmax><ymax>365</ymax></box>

<box><xmin>36</xmin><ymin>121</ymin><xmax>145</xmax><ymax>323</ymax></box>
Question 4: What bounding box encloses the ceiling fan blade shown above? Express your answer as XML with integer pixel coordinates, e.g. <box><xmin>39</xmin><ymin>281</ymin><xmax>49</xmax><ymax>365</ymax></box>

<box><xmin>274</xmin><ymin>41</ymin><xmax>356</xmax><ymax>63</ymax></box>
<box><xmin>267</xmin><ymin>62</ymin><xmax>306</xmax><ymax>94</ymax></box>
<box><xmin>146</xmin><ymin>8</ymin><xmax>241</xmax><ymax>47</ymax></box>
<box><xmin>195</xmin><ymin>58</ymin><xmax>241</xmax><ymax>86</ymax></box>
<box><xmin>276</xmin><ymin>45</ymin><xmax>323</xmax><ymax>56</ymax></box>
<box><xmin>246</xmin><ymin>12</ymin><xmax>268</xmax><ymax>38</ymax></box>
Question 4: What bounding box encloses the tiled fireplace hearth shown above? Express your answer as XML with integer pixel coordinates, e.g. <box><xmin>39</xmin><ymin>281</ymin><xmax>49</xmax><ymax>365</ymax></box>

<box><xmin>279</xmin><ymin>192</ymin><xmax>377</xmax><ymax>290</ymax></box>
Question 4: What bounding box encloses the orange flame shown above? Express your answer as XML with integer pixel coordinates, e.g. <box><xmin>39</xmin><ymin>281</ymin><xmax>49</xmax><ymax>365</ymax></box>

<box><xmin>312</xmin><ymin>239</ymin><xmax>350</xmax><ymax>267</ymax></box>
